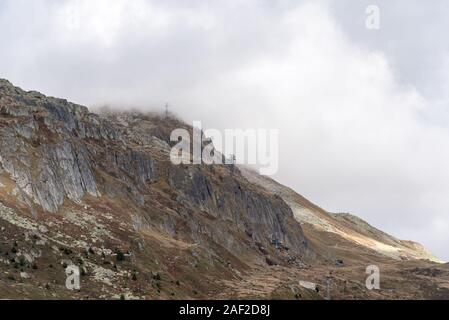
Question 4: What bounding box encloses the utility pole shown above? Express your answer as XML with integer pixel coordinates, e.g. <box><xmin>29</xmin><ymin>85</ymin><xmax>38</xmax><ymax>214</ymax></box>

<box><xmin>228</xmin><ymin>154</ymin><xmax>236</xmax><ymax>175</ymax></box>
<box><xmin>271</xmin><ymin>233</ymin><xmax>281</xmax><ymax>249</ymax></box>
<box><xmin>325</xmin><ymin>276</ymin><xmax>332</xmax><ymax>300</ymax></box>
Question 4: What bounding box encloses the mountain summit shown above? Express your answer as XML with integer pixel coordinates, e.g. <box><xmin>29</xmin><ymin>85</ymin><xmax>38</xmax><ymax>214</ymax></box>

<box><xmin>0</xmin><ymin>79</ymin><xmax>447</xmax><ymax>299</ymax></box>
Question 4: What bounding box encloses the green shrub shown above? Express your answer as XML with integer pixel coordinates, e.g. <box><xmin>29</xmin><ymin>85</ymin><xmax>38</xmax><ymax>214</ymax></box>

<box><xmin>19</xmin><ymin>256</ymin><xmax>26</xmax><ymax>267</ymax></box>
<box><xmin>152</xmin><ymin>272</ymin><xmax>161</xmax><ymax>281</ymax></box>
<box><xmin>116</xmin><ymin>251</ymin><xmax>125</xmax><ymax>262</ymax></box>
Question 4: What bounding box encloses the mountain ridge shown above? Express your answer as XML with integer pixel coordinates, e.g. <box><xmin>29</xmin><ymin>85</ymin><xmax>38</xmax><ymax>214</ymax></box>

<box><xmin>240</xmin><ymin>167</ymin><xmax>440</xmax><ymax>262</ymax></box>
<box><xmin>0</xmin><ymin>79</ymin><xmax>448</xmax><ymax>299</ymax></box>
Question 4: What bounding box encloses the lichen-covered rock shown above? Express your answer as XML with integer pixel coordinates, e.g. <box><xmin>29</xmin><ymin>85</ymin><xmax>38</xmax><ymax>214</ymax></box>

<box><xmin>0</xmin><ymin>79</ymin><xmax>308</xmax><ymax>266</ymax></box>
<box><xmin>168</xmin><ymin>165</ymin><xmax>308</xmax><ymax>258</ymax></box>
<box><xmin>0</xmin><ymin>80</ymin><xmax>151</xmax><ymax>213</ymax></box>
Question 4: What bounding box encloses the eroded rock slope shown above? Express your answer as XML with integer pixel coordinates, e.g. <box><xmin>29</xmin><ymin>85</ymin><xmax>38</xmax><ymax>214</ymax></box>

<box><xmin>0</xmin><ymin>79</ymin><xmax>447</xmax><ymax>300</ymax></box>
<box><xmin>0</xmin><ymin>79</ymin><xmax>308</xmax><ymax>299</ymax></box>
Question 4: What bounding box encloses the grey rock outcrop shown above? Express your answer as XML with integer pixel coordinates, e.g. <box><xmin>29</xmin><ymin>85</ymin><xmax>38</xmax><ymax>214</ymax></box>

<box><xmin>0</xmin><ymin>80</ymin><xmax>159</xmax><ymax>212</ymax></box>
<box><xmin>0</xmin><ymin>79</ymin><xmax>308</xmax><ymax>262</ymax></box>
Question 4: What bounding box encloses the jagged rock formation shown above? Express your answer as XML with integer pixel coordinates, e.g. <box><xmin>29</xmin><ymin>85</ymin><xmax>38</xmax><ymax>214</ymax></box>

<box><xmin>0</xmin><ymin>78</ymin><xmax>307</xmax><ymax>260</ymax></box>
<box><xmin>0</xmin><ymin>79</ymin><xmax>448</xmax><ymax>300</ymax></box>
<box><xmin>241</xmin><ymin>168</ymin><xmax>439</xmax><ymax>262</ymax></box>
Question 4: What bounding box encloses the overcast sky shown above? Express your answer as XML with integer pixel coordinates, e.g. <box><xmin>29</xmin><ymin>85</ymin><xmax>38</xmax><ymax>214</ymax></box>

<box><xmin>1</xmin><ymin>0</ymin><xmax>449</xmax><ymax>260</ymax></box>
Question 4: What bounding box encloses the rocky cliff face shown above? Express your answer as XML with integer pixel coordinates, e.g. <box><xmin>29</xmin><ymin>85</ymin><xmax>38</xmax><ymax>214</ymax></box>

<box><xmin>0</xmin><ymin>78</ymin><xmax>307</xmax><ymax>258</ymax></box>
<box><xmin>0</xmin><ymin>79</ymin><xmax>313</xmax><ymax>299</ymax></box>
<box><xmin>0</xmin><ymin>79</ymin><xmax>107</xmax><ymax>212</ymax></box>
<box><xmin>0</xmin><ymin>79</ymin><xmax>447</xmax><ymax>300</ymax></box>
